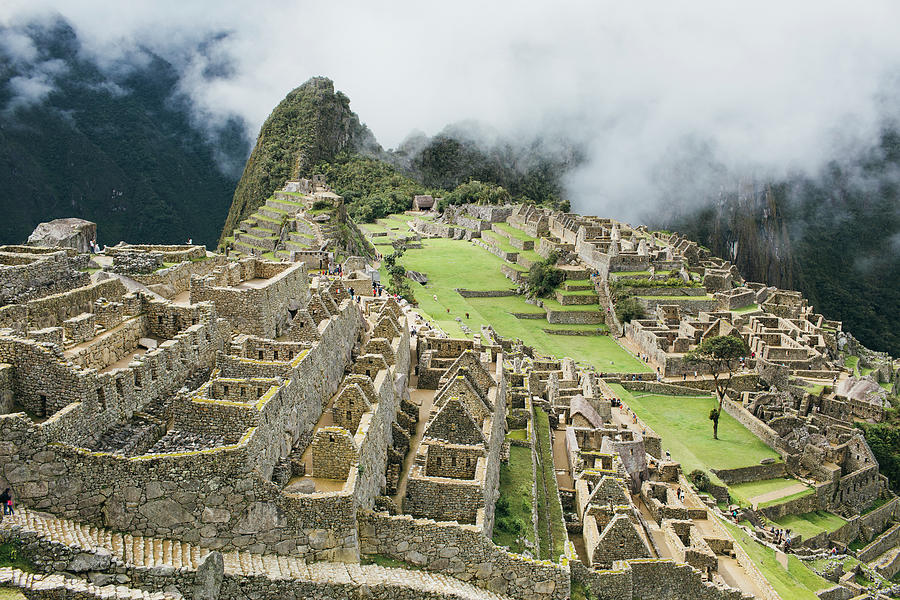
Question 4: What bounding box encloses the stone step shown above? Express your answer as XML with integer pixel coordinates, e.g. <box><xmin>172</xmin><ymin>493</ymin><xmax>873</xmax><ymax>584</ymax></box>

<box><xmin>0</xmin><ymin>566</ymin><xmax>176</xmax><ymax>599</ymax></box>
<box><xmin>2</xmin><ymin>509</ymin><xmax>510</xmax><ymax>599</ymax></box>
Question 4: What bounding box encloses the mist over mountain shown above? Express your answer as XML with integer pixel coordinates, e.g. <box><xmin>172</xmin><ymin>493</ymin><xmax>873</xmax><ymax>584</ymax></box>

<box><xmin>0</xmin><ymin>17</ymin><xmax>249</xmax><ymax>247</ymax></box>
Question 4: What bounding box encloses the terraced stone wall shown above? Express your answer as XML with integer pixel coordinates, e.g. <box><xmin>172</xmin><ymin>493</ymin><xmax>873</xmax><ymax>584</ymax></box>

<box><xmin>359</xmin><ymin>510</ymin><xmax>570</xmax><ymax>600</ymax></box>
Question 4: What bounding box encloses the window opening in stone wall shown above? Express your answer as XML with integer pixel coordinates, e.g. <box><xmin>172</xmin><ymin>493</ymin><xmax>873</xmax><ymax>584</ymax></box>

<box><xmin>158</xmin><ymin>315</ymin><xmax>163</xmax><ymax>325</ymax></box>
<box><xmin>97</xmin><ymin>387</ymin><xmax>106</xmax><ymax>411</ymax></box>
<box><xmin>258</xmin><ymin>350</ymin><xmax>264</xmax><ymax>360</ymax></box>
<box><xmin>347</xmin><ymin>410</ymin><xmax>352</xmax><ymax>420</ymax></box>
<box><xmin>39</xmin><ymin>394</ymin><xmax>47</xmax><ymax>416</ymax></box>
<box><xmin>436</xmin><ymin>457</ymin><xmax>441</xmax><ymax>466</ymax></box>
<box><xmin>134</xmin><ymin>371</ymin><xmax>142</xmax><ymax>388</ymax></box>
<box><xmin>223</xmin><ymin>385</ymin><xmax>229</xmax><ymax>396</ymax></box>
<box><xmin>115</xmin><ymin>378</ymin><xmax>124</xmax><ymax>398</ymax></box>
<box><xmin>273</xmin><ymin>351</ymin><xmax>278</xmax><ymax>360</ymax></box>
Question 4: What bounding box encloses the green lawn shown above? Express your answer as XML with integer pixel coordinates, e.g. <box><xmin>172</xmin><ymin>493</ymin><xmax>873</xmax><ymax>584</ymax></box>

<box><xmin>506</xmin><ymin>428</ymin><xmax>528</xmax><ymax>441</ymax></box>
<box><xmin>770</xmin><ymin>511</ymin><xmax>847</xmax><ymax>540</ymax></box>
<box><xmin>493</xmin><ymin>222</ymin><xmax>538</xmax><ymax>242</ymax></box>
<box><xmin>0</xmin><ymin>589</ymin><xmax>25</xmax><ymax>600</ymax></box>
<box><xmin>609</xmin><ymin>385</ymin><xmax>781</xmax><ymax>477</ymax></box>
<box><xmin>729</xmin><ymin>478</ymin><xmax>809</xmax><ymax>505</ymax></box>
<box><xmin>759</xmin><ymin>488</ymin><xmax>815</xmax><ymax>508</ymax></box>
<box><xmin>732</xmin><ymin>304</ymin><xmax>760</xmax><ymax>313</ymax></box>
<box><xmin>540</xmin><ymin>296</ymin><xmax>601</xmax><ymax>311</ymax></box>
<box><xmin>393</xmin><ymin>238</ymin><xmax>648</xmax><ymax>373</ymax></box>
<box><xmin>534</xmin><ymin>408</ymin><xmax>567</xmax><ymax>561</ymax></box>
<box><xmin>492</xmin><ymin>445</ymin><xmax>536</xmax><ymax>554</ymax></box>
<box><xmin>722</xmin><ymin>521</ymin><xmax>830</xmax><ymax>600</ymax></box>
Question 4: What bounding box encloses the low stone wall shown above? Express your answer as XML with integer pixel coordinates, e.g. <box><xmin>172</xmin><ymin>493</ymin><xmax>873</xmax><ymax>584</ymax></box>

<box><xmin>553</xmin><ymin>291</ymin><xmax>598</xmax><ymax>306</ymax></box>
<box><xmin>455</xmin><ymin>289</ymin><xmax>516</xmax><ymax>298</ymax></box>
<box><xmin>721</xmin><ymin>399</ymin><xmax>781</xmax><ymax>453</ymax></box>
<box><xmin>359</xmin><ymin>510</ymin><xmax>569</xmax><ymax>600</ymax></box>
<box><xmin>26</xmin><ymin>279</ymin><xmax>126</xmax><ymax>330</ymax></box>
<box><xmin>619</xmin><ymin>380</ymin><xmax>711</xmax><ymax>396</ymax></box>
<box><xmin>65</xmin><ymin>316</ymin><xmax>149</xmax><ymax>372</ymax></box>
<box><xmin>132</xmin><ymin>256</ymin><xmax>225</xmax><ymax>295</ymax></box>
<box><xmin>545</xmin><ymin>309</ymin><xmax>604</xmax><ymax>325</ymax></box>
<box><xmin>711</xmin><ymin>463</ymin><xmax>787</xmax><ymax>485</ymax></box>
<box><xmin>574</xmin><ymin>558</ymin><xmax>748</xmax><ymax>600</ymax></box>
<box><xmin>473</xmin><ymin>239</ymin><xmax>517</xmax><ymax>263</ymax></box>
<box><xmin>858</xmin><ymin>523</ymin><xmax>900</xmax><ymax>562</ymax></box>
<box><xmin>500</xmin><ymin>264</ymin><xmax>526</xmax><ymax>283</ymax></box>
<box><xmin>635</xmin><ymin>296</ymin><xmax>717</xmax><ymax>314</ymax></box>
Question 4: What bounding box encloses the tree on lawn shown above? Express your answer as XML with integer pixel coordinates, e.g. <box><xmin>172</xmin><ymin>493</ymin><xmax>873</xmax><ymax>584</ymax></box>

<box><xmin>685</xmin><ymin>334</ymin><xmax>750</xmax><ymax>440</ymax></box>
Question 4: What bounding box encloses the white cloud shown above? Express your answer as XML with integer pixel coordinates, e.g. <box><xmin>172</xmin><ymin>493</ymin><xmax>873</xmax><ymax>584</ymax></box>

<box><xmin>2</xmin><ymin>0</ymin><xmax>900</xmax><ymax>221</ymax></box>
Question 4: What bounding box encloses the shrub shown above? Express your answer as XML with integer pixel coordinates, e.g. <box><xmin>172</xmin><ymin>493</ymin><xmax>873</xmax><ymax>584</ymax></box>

<box><xmin>689</xmin><ymin>469</ymin><xmax>710</xmax><ymax>492</ymax></box>
<box><xmin>525</xmin><ymin>252</ymin><xmax>565</xmax><ymax>298</ymax></box>
<box><xmin>615</xmin><ymin>297</ymin><xmax>645</xmax><ymax>323</ymax></box>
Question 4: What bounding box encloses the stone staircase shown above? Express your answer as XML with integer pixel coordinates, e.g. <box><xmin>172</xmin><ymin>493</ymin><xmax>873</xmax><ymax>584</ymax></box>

<box><xmin>0</xmin><ymin>567</ymin><xmax>178</xmax><ymax>599</ymax></box>
<box><xmin>1</xmin><ymin>509</ymin><xmax>508</xmax><ymax>600</ymax></box>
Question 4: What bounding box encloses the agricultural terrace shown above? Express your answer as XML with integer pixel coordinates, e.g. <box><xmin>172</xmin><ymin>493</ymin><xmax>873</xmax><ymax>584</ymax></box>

<box><xmin>382</xmin><ymin>236</ymin><xmax>648</xmax><ymax>373</ymax></box>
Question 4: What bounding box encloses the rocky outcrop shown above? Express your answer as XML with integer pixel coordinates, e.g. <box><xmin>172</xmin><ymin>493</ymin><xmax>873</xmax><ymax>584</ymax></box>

<box><xmin>26</xmin><ymin>218</ymin><xmax>96</xmax><ymax>253</ymax></box>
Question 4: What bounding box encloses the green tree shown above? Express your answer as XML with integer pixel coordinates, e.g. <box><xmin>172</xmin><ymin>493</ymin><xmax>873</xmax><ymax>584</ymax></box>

<box><xmin>685</xmin><ymin>335</ymin><xmax>750</xmax><ymax>439</ymax></box>
<box><xmin>615</xmin><ymin>297</ymin><xmax>646</xmax><ymax>323</ymax></box>
<box><xmin>525</xmin><ymin>252</ymin><xmax>565</xmax><ymax>298</ymax></box>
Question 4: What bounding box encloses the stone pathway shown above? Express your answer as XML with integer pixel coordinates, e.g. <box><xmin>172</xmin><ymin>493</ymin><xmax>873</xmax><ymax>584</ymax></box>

<box><xmin>1</xmin><ymin>509</ymin><xmax>508</xmax><ymax>600</ymax></box>
<box><xmin>0</xmin><ymin>567</ymin><xmax>176</xmax><ymax>600</ymax></box>
<box><xmin>748</xmin><ymin>483</ymin><xmax>809</xmax><ymax>506</ymax></box>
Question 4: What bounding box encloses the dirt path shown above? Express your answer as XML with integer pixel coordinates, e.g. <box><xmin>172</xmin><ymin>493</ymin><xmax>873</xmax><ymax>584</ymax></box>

<box><xmin>551</xmin><ymin>427</ymin><xmax>574</xmax><ymax>491</ymax></box>
<box><xmin>393</xmin><ymin>386</ymin><xmax>434</xmax><ymax>509</ymax></box>
<box><xmin>749</xmin><ymin>483</ymin><xmax>809</xmax><ymax>506</ymax></box>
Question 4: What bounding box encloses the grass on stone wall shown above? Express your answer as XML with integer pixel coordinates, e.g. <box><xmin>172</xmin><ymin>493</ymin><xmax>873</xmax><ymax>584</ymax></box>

<box><xmin>758</xmin><ymin>488</ymin><xmax>816</xmax><ymax>509</ymax></box>
<box><xmin>0</xmin><ymin>588</ymin><xmax>25</xmax><ymax>600</ymax></box>
<box><xmin>729</xmin><ymin>478</ymin><xmax>807</xmax><ymax>505</ymax></box>
<box><xmin>492</xmin><ymin>445</ymin><xmax>536</xmax><ymax>554</ymax></box>
<box><xmin>0</xmin><ymin>544</ymin><xmax>33</xmax><ymax>572</ymax></box>
<box><xmin>360</xmin><ymin>553</ymin><xmax>422</xmax><ymax>571</ymax></box>
<box><xmin>721</xmin><ymin>521</ymin><xmax>830</xmax><ymax>600</ymax></box>
<box><xmin>770</xmin><ymin>511</ymin><xmax>847</xmax><ymax>540</ymax></box>
<box><xmin>534</xmin><ymin>408</ymin><xmax>567</xmax><ymax>561</ymax></box>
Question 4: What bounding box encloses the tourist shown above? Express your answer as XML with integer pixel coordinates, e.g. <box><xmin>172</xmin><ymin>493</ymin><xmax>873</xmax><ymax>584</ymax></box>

<box><xmin>465</xmin><ymin>312</ymin><xmax>470</xmax><ymax>319</ymax></box>
<box><xmin>2</xmin><ymin>489</ymin><xmax>13</xmax><ymax>515</ymax></box>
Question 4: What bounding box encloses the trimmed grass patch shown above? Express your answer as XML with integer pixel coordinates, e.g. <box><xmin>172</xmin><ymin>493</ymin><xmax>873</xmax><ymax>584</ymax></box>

<box><xmin>492</xmin><ymin>445</ymin><xmax>536</xmax><ymax>554</ymax></box>
<box><xmin>729</xmin><ymin>478</ymin><xmax>807</xmax><ymax>505</ymax></box>
<box><xmin>390</xmin><ymin>237</ymin><xmax>648</xmax><ymax>373</ymax></box>
<box><xmin>610</xmin><ymin>384</ymin><xmax>782</xmax><ymax>478</ymax></box>
<box><xmin>771</xmin><ymin>511</ymin><xmax>847</xmax><ymax>540</ymax></box>
<box><xmin>759</xmin><ymin>488</ymin><xmax>815</xmax><ymax>508</ymax></box>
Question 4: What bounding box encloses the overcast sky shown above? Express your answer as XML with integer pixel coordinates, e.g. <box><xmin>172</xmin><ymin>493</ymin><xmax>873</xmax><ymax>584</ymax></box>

<box><xmin>3</xmin><ymin>0</ymin><xmax>900</xmax><ymax>219</ymax></box>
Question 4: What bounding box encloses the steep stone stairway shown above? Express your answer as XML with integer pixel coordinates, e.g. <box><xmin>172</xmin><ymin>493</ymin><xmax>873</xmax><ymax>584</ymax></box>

<box><xmin>2</xmin><ymin>509</ymin><xmax>508</xmax><ymax>600</ymax></box>
<box><xmin>0</xmin><ymin>567</ymin><xmax>178</xmax><ymax>599</ymax></box>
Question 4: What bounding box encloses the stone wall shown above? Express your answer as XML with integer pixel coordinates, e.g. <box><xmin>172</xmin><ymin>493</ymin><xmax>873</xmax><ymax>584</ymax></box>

<box><xmin>545</xmin><ymin>309</ymin><xmax>604</xmax><ymax>325</ymax></box>
<box><xmin>0</xmin><ymin>301</ymin><xmax>366</xmax><ymax>560</ymax></box>
<box><xmin>711</xmin><ymin>463</ymin><xmax>787</xmax><ymax>485</ymax></box>
<box><xmin>191</xmin><ymin>261</ymin><xmax>309</xmax><ymax>338</ymax></box>
<box><xmin>65</xmin><ymin>316</ymin><xmax>149</xmax><ymax>372</ymax></box>
<box><xmin>26</xmin><ymin>279</ymin><xmax>126</xmax><ymax>330</ymax></box>
<box><xmin>359</xmin><ymin>510</ymin><xmax>570</xmax><ymax>600</ymax></box>
<box><xmin>721</xmin><ymin>399</ymin><xmax>781</xmax><ymax>452</ymax></box>
<box><xmin>455</xmin><ymin>289</ymin><xmax>516</xmax><ymax>298</ymax></box>
<box><xmin>132</xmin><ymin>256</ymin><xmax>226</xmax><ymax>295</ymax></box>
<box><xmin>0</xmin><ymin>250</ymin><xmax>90</xmax><ymax>306</ymax></box>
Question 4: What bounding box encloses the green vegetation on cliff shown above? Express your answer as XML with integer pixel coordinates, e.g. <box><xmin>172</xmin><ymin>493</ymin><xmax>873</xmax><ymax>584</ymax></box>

<box><xmin>313</xmin><ymin>153</ymin><xmax>435</xmax><ymax>222</ymax></box>
<box><xmin>220</xmin><ymin>77</ymin><xmax>379</xmax><ymax>243</ymax></box>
